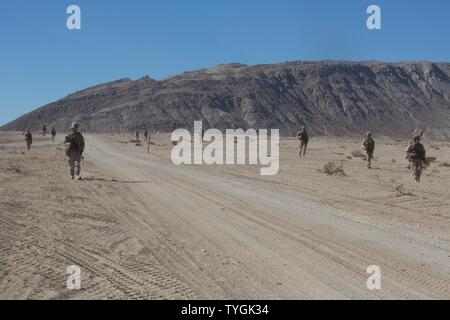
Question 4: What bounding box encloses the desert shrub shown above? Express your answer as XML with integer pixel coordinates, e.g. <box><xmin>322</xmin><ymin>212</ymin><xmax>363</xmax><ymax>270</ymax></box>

<box><xmin>395</xmin><ymin>184</ymin><xmax>414</xmax><ymax>197</ymax></box>
<box><xmin>6</xmin><ymin>165</ymin><xmax>23</xmax><ymax>174</ymax></box>
<box><xmin>352</xmin><ymin>150</ymin><xmax>365</xmax><ymax>158</ymax></box>
<box><xmin>322</xmin><ymin>161</ymin><xmax>346</xmax><ymax>176</ymax></box>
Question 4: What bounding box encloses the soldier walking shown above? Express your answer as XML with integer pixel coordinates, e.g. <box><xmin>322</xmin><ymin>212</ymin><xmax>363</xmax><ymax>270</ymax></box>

<box><xmin>135</xmin><ymin>130</ymin><xmax>140</xmax><ymax>141</ymax></box>
<box><xmin>147</xmin><ymin>132</ymin><xmax>152</xmax><ymax>153</ymax></box>
<box><xmin>362</xmin><ymin>132</ymin><xmax>375</xmax><ymax>169</ymax></box>
<box><xmin>25</xmin><ymin>129</ymin><xmax>33</xmax><ymax>151</ymax></box>
<box><xmin>51</xmin><ymin>127</ymin><xmax>57</xmax><ymax>143</ymax></box>
<box><xmin>296</xmin><ymin>127</ymin><xmax>309</xmax><ymax>157</ymax></box>
<box><xmin>42</xmin><ymin>125</ymin><xmax>48</xmax><ymax>136</ymax></box>
<box><xmin>64</xmin><ymin>122</ymin><xmax>85</xmax><ymax>180</ymax></box>
<box><xmin>143</xmin><ymin>129</ymin><xmax>149</xmax><ymax>142</ymax></box>
<box><xmin>406</xmin><ymin>134</ymin><xmax>428</xmax><ymax>182</ymax></box>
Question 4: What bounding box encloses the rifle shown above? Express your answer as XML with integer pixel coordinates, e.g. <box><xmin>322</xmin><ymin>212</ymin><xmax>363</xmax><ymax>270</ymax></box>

<box><xmin>405</xmin><ymin>130</ymin><xmax>424</xmax><ymax>161</ymax></box>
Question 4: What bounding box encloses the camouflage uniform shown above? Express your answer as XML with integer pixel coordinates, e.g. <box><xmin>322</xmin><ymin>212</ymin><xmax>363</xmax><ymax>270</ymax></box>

<box><xmin>296</xmin><ymin>128</ymin><xmax>309</xmax><ymax>157</ymax></box>
<box><xmin>143</xmin><ymin>129</ymin><xmax>148</xmax><ymax>141</ymax></box>
<box><xmin>51</xmin><ymin>127</ymin><xmax>56</xmax><ymax>143</ymax></box>
<box><xmin>146</xmin><ymin>132</ymin><xmax>152</xmax><ymax>153</ymax></box>
<box><xmin>25</xmin><ymin>130</ymin><xmax>33</xmax><ymax>151</ymax></box>
<box><xmin>65</xmin><ymin>127</ymin><xmax>85</xmax><ymax>180</ymax></box>
<box><xmin>362</xmin><ymin>133</ymin><xmax>375</xmax><ymax>169</ymax></box>
<box><xmin>406</xmin><ymin>136</ymin><xmax>427</xmax><ymax>182</ymax></box>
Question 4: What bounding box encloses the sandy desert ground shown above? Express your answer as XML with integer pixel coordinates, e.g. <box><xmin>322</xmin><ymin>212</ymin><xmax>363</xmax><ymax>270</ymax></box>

<box><xmin>0</xmin><ymin>131</ymin><xmax>449</xmax><ymax>299</ymax></box>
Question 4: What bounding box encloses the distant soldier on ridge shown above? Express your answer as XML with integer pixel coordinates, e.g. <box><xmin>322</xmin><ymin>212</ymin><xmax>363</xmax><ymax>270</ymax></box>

<box><xmin>406</xmin><ymin>133</ymin><xmax>428</xmax><ymax>182</ymax></box>
<box><xmin>42</xmin><ymin>125</ymin><xmax>48</xmax><ymax>136</ymax></box>
<box><xmin>25</xmin><ymin>129</ymin><xmax>33</xmax><ymax>151</ymax></box>
<box><xmin>296</xmin><ymin>127</ymin><xmax>309</xmax><ymax>157</ymax></box>
<box><xmin>64</xmin><ymin>122</ymin><xmax>85</xmax><ymax>180</ymax></box>
<box><xmin>51</xmin><ymin>127</ymin><xmax>57</xmax><ymax>143</ymax></box>
<box><xmin>362</xmin><ymin>132</ymin><xmax>375</xmax><ymax>169</ymax></box>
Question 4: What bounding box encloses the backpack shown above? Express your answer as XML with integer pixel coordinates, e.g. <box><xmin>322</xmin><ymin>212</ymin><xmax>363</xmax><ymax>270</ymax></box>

<box><xmin>64</xmin><ymin>134</ymin><xmax>72</xmax><ymax>156</ymax></box>
<box><xmin>364</xmin><ymin>138</ymin><xmax>375</xmax><ymax>153</ymax></box>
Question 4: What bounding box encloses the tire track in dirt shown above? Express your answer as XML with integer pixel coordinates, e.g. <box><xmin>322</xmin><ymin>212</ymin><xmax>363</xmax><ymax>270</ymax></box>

<box><xmin>0</xmin><ymin>142</ymin><xmax>199</xmax><ymax>299</ymax></box>
<box><xmin>76</xmin><ymin>184</ymin><xmax>201</xmax><ymax>299</ymax></box>
<box><xmin>153</xmin><ymin>166</ymin><xmax>450</xmax><ymax>299</ymax></box>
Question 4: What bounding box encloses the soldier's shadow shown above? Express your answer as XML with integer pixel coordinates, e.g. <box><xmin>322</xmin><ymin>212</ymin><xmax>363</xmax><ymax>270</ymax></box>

<box><xmin>82</xmin><ymin>176</ymin><xmax>151</xmax><ymax>184</ymax></box>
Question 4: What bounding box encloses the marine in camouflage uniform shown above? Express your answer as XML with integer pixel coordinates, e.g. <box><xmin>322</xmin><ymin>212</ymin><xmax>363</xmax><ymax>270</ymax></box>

<box><xmin>25</xmin><ymin>129</ymin><xmax>33</xmax><ymax>151</ymax></box>
<box><xmin>362</xmin><ymin>132</ymin><xmax>375</xmax><ymax>169</ymax></box>
<box><xmin>51</xmin><ymin>127</ymin><xmax>56</xmax><ymax>143</ymax></box>
<box><xmin>65</xmin><ymin>122</ymin><xmax>85</xmax><ymax>180</ymax></box>
<box><xmin>296</xmin><ymin>127</ymin><xmax>309</xmax><ymax>157</ymax></box>
<box><xmin>146</xmin><ymin>132</ymin><xmax>152</xmax><ymax>153</ymax></box>
<box><xmin>406</xmin><ymin>135</ymin><xmax>427</xmax><ymax>182</ymax></box>
<box><xmin>143</xmin><ymin>129</ymin><xmax>149</xmax><ymax>142</ymax></box>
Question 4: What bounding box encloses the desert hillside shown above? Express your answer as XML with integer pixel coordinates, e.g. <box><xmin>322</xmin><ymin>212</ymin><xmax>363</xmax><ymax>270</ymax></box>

<box><xmin>2</xmin><ymin>61</ymin><xmax>450</xmax><ymax>138</ymax></box>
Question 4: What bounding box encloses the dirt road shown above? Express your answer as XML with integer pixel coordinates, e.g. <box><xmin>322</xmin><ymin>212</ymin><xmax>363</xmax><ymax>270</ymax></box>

<box><xmin>1</xmin><ymin>132</ymin><xmax>449</xmax><ymax>299</ymax></box>
<box><xmin>86</xmin><ymin>135</ymin><xmax>449</xmax><ymax>299</ymax></box>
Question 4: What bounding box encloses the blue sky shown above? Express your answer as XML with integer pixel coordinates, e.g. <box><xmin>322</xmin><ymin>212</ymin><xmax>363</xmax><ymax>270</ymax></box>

<box><xmin>1</xmin><ymin>0</ymin><xmax>449</xmax><ymax>125</ymax></box>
